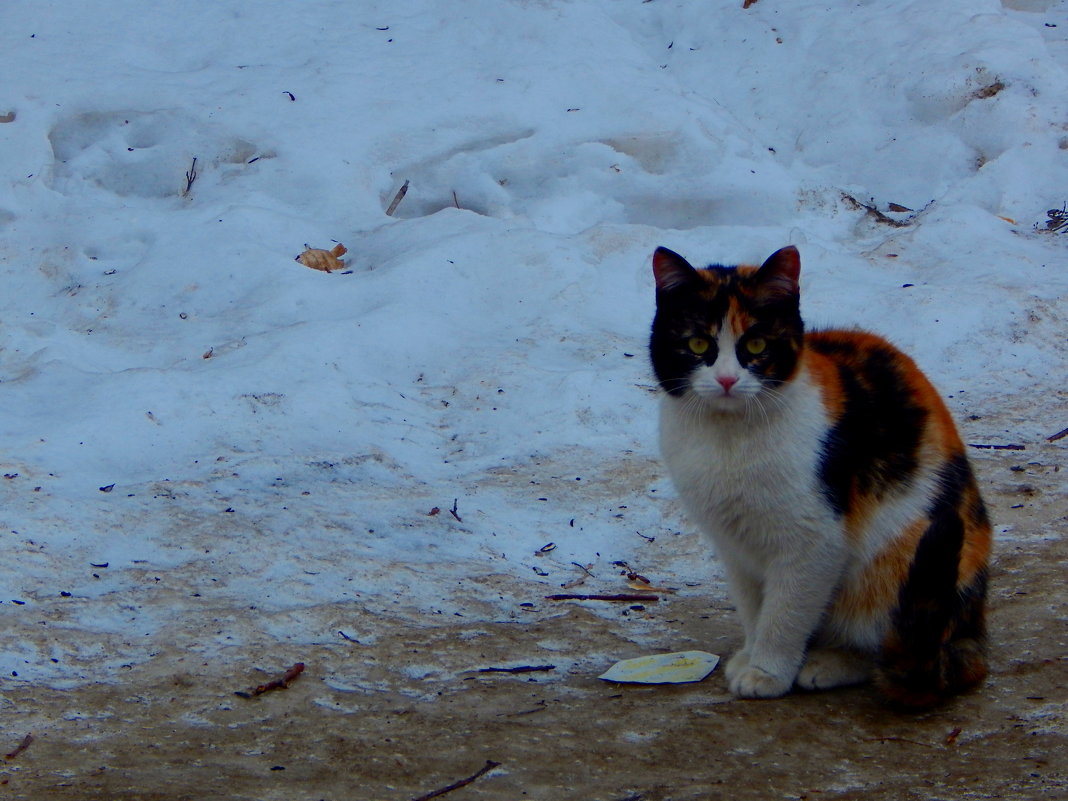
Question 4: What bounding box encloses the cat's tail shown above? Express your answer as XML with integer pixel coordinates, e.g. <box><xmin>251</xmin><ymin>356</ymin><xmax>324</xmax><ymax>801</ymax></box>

<box><xmin>874</xmin><ymin>502</ymin><xmax>989</xmax><ymax>709</ymax></box>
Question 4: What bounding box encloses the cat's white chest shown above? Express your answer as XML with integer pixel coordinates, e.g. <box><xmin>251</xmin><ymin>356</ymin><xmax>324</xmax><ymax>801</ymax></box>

<box><xmin>658</xmin><ymin>376</ymin><xmax>833</xmax><ymax>560</ymax></box>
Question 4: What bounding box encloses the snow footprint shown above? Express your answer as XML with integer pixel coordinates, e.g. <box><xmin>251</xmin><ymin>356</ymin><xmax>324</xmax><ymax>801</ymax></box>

<box><xmin>48</xmin><ymin>109</ymin><xmax>270</xmax><ymax>199</ymax></box>
<box><xmin>384</xmin><ymin>127</ymin><xmax>536</xmax><ymax>219</ymax></box>
<box><xmin>383</xmin><ymin>122</ymin><xmax>782</xmax><ymax>232</ymax></box>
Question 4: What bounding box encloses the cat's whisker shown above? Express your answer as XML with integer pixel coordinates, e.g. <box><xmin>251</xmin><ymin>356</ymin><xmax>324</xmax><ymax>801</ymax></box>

<box><xmin>681</xmin><ymin>393</ymin><xmax>708</xmax><ymax>433</ymax></box>
<box><xmin>747</xmin><ymin>393</ymin><xmax>772</xmax><ymax>426</ymax></box>
<box><xmin>757</xmin><ymin>386</ymin><xmax>789</xmax><ymax>414</ymax></box>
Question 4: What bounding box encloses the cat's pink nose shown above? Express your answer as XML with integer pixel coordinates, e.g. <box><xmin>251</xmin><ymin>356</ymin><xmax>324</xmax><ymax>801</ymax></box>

<box><xmin>717</xmin><ymin>375</ymin><xmax>739</xmax><ymax>393</ymax></box>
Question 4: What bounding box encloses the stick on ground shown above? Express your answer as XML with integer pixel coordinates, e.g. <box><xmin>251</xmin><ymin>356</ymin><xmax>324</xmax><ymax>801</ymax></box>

<box><xmin>5</xmin><ymin>734</ymin><xmax>33</xmax><ymax>760</ymax></box>
<box><xmin>545</xmin><ymin>593</ymin><xmax>659</xmax><ymax>603</ymax></box>
<box><xmin>477</xmin><ymin>665</ymin><xmax>556</xmax><ymax>674</ymax></box>
<box><xmin>410</xmin><ymin>759</ymin><xmax>501</xmax><ymax>801</ymax></box>
<box><xmin>235</xmin><ymin>662</ymin><xmax>305</xmax><ymax>698</ymax></box>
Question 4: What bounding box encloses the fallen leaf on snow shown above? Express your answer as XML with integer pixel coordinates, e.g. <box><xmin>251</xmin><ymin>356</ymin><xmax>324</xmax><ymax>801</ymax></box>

<box><xmin>297</xmin><ymin>243</ymin><xmax>347</xmax><ymax>272</ymax></box>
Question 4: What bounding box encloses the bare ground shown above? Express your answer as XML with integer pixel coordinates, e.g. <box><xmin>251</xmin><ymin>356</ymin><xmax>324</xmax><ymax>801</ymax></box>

<box><xmin>2</xmin><ymin>438</ymin><xmax>1066</xmax><ymax>800</ymax></box>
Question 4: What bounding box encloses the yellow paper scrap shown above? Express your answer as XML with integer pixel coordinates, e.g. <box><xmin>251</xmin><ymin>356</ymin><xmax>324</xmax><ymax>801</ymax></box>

<box><xmin>599</xmin><ymin>651</ymin><xmax>720</xmax><ymax>684</ymax></box>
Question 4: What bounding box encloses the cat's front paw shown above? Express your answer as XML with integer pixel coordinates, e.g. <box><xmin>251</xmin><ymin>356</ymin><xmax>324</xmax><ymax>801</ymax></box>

<box><xmin>728</xmin><ymin>665</ymin><xmax>793</xmax><ymax>699</ymax></box>
<box><xmin>724</xmin><ymin>648</ymin><xmax>751</xmax><ymax>683</ymax></box>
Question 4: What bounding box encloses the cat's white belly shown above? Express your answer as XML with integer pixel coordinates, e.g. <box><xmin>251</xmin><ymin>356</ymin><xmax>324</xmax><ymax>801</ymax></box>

<box><xmin>658</xmin><ymin>375</ymin><xmax>839</xmax><ymax>574</ymax></box>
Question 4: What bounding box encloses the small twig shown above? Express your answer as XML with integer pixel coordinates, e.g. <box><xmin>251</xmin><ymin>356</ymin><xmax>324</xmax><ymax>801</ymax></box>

<box><xmin>235</xmin><ymin>662</ymin><xmax>305</xmax><ymax>698</ymax></box>
<box><xmin>545</xmin><ymin>593</ymin><xmax>659</xmax><ymax>603</ymax></box>
<box><xmin>863</xmin><ymin>736</ymin><xmax>937</xmax><ymax>748</ymax></box>
<box><xmin>1037</xmin><ymin>203</ymin><xmax>1068</xmax><ymax>233</ymax></box>
<box><xmin>571</xmin><ymin>562</ymin><xmax>595</xmax><ymax>577</ymax></box>
<box><xmin>477</xmin><ymin>665</ymin><xmax>555</xmax><ymax>674</ymax></box>
<box><xmin>967</xmin><ymin>443</ymin><xmax>1026</xmax><ymax>451</ymax></box>
<box><xmin>182</xmin><ymin>157</ymin><xmax>198</xmax><ymax>196</ymax></box>
<box><xmin>452</xmin><ymin>190</ymin><xmax>461</xmax><ymax>209</ymax></box>
<box><xmin>841</xmin><ymin>192</ymin><xmax>913</xmax><ymax>228</ymax></box>
<box><xmin>499</xmin><ymin>700</ymin><xmax>548</xmax><ymax>717</ymax></box>
<box><xmin>386</xmin><ymin>179</ymin><xmax>410</xmax><ymax>216</ymax></box>
<box><xmin>1047</xmin><ymin>427</ymin><xmax>1068</xmax><ymax>443</ymax></box>
<box><xmin>449</xmin><ymin>498</ymin><xmax>462</xmax><ymax>522</ymax></box>
<box><xmin>5</xmin><ymin>734</ymin><xmax>33</xmax><ymax>760</ymax></box>
<box><xmin>411</xmin><ymin>760</ymin><xmax>501</xmax><ymax>801</ymax></box>
<box><xmin>337</xmin><ymin>630</ymin><xmax>360</xmax><ymax>643</ymax></box>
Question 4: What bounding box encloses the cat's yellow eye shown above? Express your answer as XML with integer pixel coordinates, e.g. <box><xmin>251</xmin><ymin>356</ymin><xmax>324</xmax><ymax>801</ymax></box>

<box><xmin>688</xmin><ymin>336</ymin><xmax>710</xmax><ymax>355</ymax></box>
<box><xmin>745</xmin><ymin>337</ymin><xmax>767</xmax><ymax>355</ymax></box>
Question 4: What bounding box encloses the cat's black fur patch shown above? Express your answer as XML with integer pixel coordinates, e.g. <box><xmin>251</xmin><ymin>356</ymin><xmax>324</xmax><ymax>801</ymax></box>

<box><xmin>879</xmin><ymin>455</ymin><xmax>988</xmax><ymax>701</ymax></box>
<box><xmin>650</xmin><ymin>268</ymin><xmax>729</xmax><ymax>396</ymax></box>
<box><xmin>814</xmin><ymin>338</ymin><xmax>927</xmax><ymax>516</ymax></box>
<box><xmin>738</xmin><ymin>324</ymin><xmax>803</xmax><ymax>386</ymax></box>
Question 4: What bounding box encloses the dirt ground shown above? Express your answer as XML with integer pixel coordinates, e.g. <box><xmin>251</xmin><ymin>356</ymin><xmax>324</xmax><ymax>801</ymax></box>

<box><xmin>2</xmin><ymin>435</ymin><xmax>1066</xmax><ymax>800</ymax></box>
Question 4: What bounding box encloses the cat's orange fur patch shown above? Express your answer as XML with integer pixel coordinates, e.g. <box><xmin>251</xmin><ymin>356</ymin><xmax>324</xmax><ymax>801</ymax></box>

<box><xmin>805</xmin><ymin>328</ymin><xmax>992</xmax><ymax>587</ymax></box>
<box><xmin>958</xmin><ymin>480</ymin><xmax>993</xmax><ymax>588</ymax></box>
<box><xmin>833</xmin><ymin>518</ymin><xmax>928</xmax><ymax>622</ymax></box>
<box><xmin>801</xmin><ymin>348</ymin><xmax>846</xmax><ymax>419</ymax></box>
<box><xmin>725</xmin><ymin>301</ymin><xmax>754</xmax><ymax>337</ymax></box>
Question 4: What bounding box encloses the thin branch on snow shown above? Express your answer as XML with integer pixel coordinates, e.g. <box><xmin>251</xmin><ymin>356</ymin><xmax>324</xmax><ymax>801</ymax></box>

<box><xmin>182</xmin><ymin>157</ymin><xmax>198</xmax><ymax>196</ymax></box>
<box><xmin>386</xmin><ymin>179</ymin><xmax>410</xmax><ymax>216</ymax></box>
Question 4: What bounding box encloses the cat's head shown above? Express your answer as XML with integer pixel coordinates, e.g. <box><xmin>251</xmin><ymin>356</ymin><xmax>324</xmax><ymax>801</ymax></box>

<box><xmin>649</xmin><ymin>246</ymin><xmax>804</xmax><ymax>412</ymax></box>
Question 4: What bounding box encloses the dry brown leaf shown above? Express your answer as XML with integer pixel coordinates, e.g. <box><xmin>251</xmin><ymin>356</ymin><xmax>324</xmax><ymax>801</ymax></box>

<box><xmin>297</xmin><ymin>243</ymin><xmax>347</xmax><ymax>272</ymax></box>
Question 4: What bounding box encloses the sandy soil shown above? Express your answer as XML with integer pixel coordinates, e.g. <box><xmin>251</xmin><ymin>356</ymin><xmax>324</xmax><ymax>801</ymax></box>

<box><xmin>2</xmin><ymin>434</ymin><xmax>1066</xmax><ymax>801</ymax></box>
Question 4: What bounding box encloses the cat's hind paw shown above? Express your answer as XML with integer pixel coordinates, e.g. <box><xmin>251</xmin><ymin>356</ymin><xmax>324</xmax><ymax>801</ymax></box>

<box><xmin>728</xmin><ymin>665</ymin><xmax>793</xmax><ymax>699</ymax></box>
<box><xmin>796</xmin><ymin>648</ymin><xmax>871</xmax><ymax>691</ymax></box>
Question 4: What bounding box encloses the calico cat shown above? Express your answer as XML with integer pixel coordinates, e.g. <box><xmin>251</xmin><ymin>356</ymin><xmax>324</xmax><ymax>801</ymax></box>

<box><xmin>650</xmin><ymin>245</ymin><xmax>991</xmax><ymax>708</ymax></box>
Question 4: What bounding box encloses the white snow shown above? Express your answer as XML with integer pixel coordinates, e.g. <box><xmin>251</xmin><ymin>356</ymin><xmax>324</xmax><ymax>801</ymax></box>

<box><xmin>2</xmin><ymin>0</ymin><xmax>1068</xmax><ymax>687</ymax></box>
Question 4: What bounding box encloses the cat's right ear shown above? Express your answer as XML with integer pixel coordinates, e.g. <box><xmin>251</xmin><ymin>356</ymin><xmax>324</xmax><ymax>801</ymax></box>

<box><xmin>753</xmin><ymin>246</ymin><xmax>801</xmax><ymax>303</ymax></box>
<box><xmin>653</xmin><ymin>247</ymin><xmax>698</xmax><ymax>292</ymax></box>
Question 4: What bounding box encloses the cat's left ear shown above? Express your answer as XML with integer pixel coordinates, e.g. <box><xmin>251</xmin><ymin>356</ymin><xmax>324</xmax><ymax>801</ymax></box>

<box><xmin>653</xmin><ymin>247</ymin><xmax>698</xmax><ymax>292</ymax></box>
<box><xmin>753</xmin><ymin>246</ymin><xmax>800</xmax><ymax>303</ymax></box>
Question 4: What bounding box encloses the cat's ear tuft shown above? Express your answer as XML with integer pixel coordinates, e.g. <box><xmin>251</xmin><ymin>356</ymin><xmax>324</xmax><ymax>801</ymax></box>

<box><xmin>653</xmin><ymin>247</ymin><xmax>698</xmax><ymax>292</ymax></box>
<box><xmin>754</xmin><ymin>246</ymin><xmax>800</xmax><ymax>302</ymax></box>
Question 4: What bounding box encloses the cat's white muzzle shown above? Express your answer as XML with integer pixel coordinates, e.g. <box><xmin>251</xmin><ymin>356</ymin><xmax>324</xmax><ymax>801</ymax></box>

<box><xmin>688</xmin><ymin>364</ymin><xmax>763</xmax><ymax>411</ymax></box>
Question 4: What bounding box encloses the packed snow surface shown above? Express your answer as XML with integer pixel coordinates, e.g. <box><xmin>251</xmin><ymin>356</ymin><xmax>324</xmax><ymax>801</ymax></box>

<box><xmin>2</xmin><ymin>0</ymin><xmax>1067</xmax><ymax>686</ymax></box>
